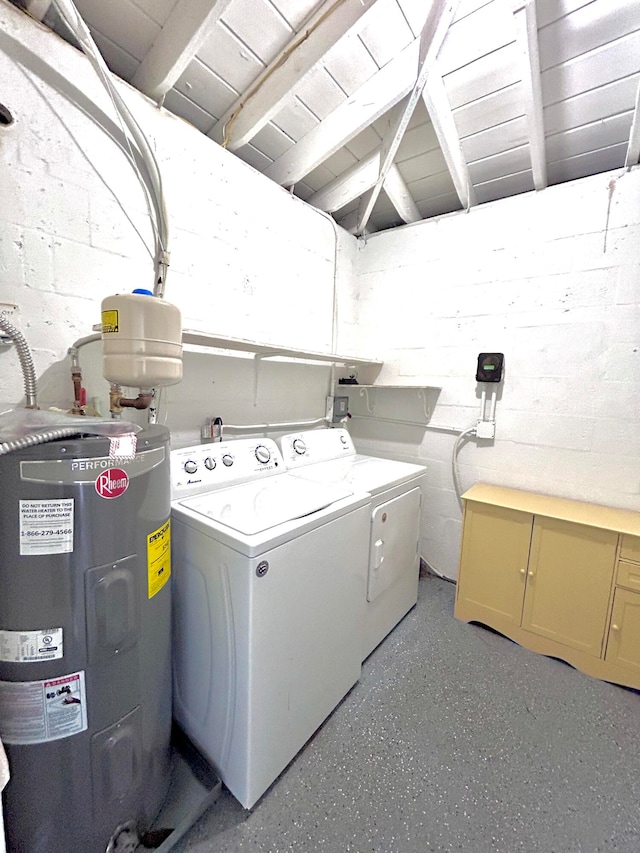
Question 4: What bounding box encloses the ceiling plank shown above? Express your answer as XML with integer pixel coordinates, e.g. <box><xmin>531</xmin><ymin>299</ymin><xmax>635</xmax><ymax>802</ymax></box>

<box><xmin>356</xmin><ymin>0</ymin><xmax>459</xmax><ymax>234</ymax></box>
<box><xmin>132</xmin><ymin>0</ymin><xmax>233</xmax><ymax>103</ymax></box>
<box><xmin>383</xmin><ymin>164</ymin><xmax>421</xmax><ymax>222</ymax></box>
<box><xmin>210</xmin><ymin>0</ymin><xmax>379</xmax><ymax>151</ymax></box>
<box><xmin>512</xmin><ymin>0</ymin><xmax>547</xmax><ymax>190</ymax></box>
<box><xmin>624</xmin><ymin>77</ymin><xmax>640</xmax><ymax>167</ymax></box>
<box><xmin>422</xmin><ymin>65</ymin><xmax>476</xmax><ymax>210</ymax></box>
<box><xmin>264</xmin><ymin>36</ymin><xmax>420</xmax><ymax>186</ymax></box>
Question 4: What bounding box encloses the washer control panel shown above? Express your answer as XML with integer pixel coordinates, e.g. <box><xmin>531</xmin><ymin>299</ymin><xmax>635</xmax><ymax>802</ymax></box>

<box><xmin>279</xmin><ymin>428</ymin><xmax>356</xmax><ymax>468</ymax></box>
<box><xmin>171</xmin><ymin>438</ymin><xmax>284</xmax><ymax>499</ymax></box>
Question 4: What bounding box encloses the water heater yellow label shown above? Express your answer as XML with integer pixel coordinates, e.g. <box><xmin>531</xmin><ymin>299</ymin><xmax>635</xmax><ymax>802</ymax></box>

<box><xmin>101</xmin><ymin>309</ymin><xmax>119</xmax><ymax>334</ymax></box>
<box><xmin>147</xmin><ymin>519</ymin><xmax>171</xmax><ymax>599</ymax></box>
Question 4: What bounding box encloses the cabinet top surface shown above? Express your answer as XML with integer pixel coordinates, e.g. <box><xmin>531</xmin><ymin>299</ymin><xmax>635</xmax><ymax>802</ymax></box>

<box><xmin>462</xmin><ymin>483</ymin><xmax>640</xmax><ymax>536</ymax></box>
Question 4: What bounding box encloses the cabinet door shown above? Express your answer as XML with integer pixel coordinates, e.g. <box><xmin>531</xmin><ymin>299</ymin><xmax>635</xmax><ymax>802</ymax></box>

<box><xmin>522</xmin><ymin>517</ymin><xmax>616</xmax><ymax>656</ymax></box>
<box><xmin>456</xmin><ymin>501</ymin><xmax>532</xmax><ymax>625</ymax></box>
<box><xmin>606</xmin><ymin>589</ymin><xmax>640</xmax><ymax>673</ymax></box>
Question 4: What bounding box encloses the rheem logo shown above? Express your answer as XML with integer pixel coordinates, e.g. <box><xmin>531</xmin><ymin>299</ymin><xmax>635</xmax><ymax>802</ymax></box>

<box><xmin>95</xmin><ymin>468</ymin><xmax>129</xmax><ymax>499</ymax></box>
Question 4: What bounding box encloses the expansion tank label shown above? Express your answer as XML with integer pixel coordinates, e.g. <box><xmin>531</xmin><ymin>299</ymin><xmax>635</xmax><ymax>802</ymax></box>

<box><xmin>148</xmin><ymin>519</ymin><xmax>171</xmax><ymax>599</ymax></box>
<box><xmin>0</xmin><ymin>628</ymin><xmax>63</xmax><ymax>663</ymax></box>
<box><xmin>101</xmin><ymin>309</ymin><xmax>119</xmax><ymax>333</ymax></box>
<box><xmin>19</xmin><ymin>499</ymin><xmax>74</xmax><ymax>555</ymax></box>
<box><xmin>0</xmin><ymin>670</ymin><xmax>87</xmax><ymax>744</ymax></box>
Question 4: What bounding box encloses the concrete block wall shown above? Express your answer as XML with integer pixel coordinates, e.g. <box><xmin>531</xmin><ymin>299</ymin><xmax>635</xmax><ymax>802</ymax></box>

<box><xmin>0</xmin><ymin>3</ymin><xmax>356</xmax><ymax>443</ymax></box>
<box><xmin>346</xmin><ymin>166</ymin><xmax>640</xmax><ymax>579</ymax></box>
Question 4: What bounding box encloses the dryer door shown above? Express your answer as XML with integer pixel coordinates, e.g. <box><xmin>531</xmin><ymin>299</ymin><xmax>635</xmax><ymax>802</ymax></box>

<box><xmin>368</xmin><ymin>487</ymin><xmax>421</xmax><ymax>602</ymax></box>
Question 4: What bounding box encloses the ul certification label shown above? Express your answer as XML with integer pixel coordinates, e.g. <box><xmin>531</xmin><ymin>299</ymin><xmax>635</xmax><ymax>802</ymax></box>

<box><xmin>148</xmin><ymin>519</ymin><xmax>171</xmax><ymax>599</ymax></box>
<box><xmin>0</xmin><ymin>628</ymin><xmax>63</xmax><ymax>663</ymax></box>
<box><xmin>0</xmin><ymin>671</ymin><xmax>87</xmax><ymax>744</ymax></box>
<box><xmin>19</xmin><ymin>499</ymin><xmax>74</xmax><ymax>555</ymax></box>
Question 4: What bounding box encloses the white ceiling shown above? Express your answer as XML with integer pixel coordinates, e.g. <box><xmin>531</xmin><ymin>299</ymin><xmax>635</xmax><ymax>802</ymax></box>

<box><xmin>21</xmin><ymin>0</ymin><xmax>640</xmax><ymax>234</ymax></box>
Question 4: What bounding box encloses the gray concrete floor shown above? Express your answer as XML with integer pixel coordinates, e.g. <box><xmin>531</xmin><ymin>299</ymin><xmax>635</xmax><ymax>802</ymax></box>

<box><xmin>173</xmin><ymin>575</ymin><xmax>640</xmax><ymax>853</ymax></box>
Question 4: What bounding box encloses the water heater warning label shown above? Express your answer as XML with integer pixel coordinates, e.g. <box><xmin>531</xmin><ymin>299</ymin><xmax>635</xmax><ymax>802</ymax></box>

<box><xmin>0</xmin><ymin>670</ymin><xmax>87</xmax><ymax>744</ymax></box>
<box><xmin>0</xmin><ymin>627</ymin><xmax>63</xmax><ymax>663</ymax></box>
<box><xmin>19</xmin><ymin>499</ymin><xmax>74</xmax><ymax>555</ymax></box>
<box><xmin>148</xmin><ymin>519</ymin><xmax>171</xmax><ymax>599</ymax></box>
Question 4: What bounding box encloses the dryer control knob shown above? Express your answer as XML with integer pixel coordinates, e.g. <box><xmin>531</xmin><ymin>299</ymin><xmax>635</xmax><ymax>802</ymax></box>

<box><xmin>204</xmin><ymin>457</ymin><xmax>216</xmax><ymax>471</ymax></box>
<box><xmin>293</xmin><ymin>438</ymin><xmax>307</xmax><ymax>455</ymax></box>
<box><xmin>222</xmin><ymin>454</ymin><xmax>234</xmax><ymax>467</ymax></box>
<box><xmin>340</xmin><ymin>434</ymin><xmax>348</xmax><ymax>444</ymax></box>
<box><xmin>255</xmin><ymin>445</ymin><xmax>271</xmax><ymax>464</ymax></box>
<box><xmin>184</xmin><ymin>460</ymin><xmax>198</xmax><ymax>474</ymax></box>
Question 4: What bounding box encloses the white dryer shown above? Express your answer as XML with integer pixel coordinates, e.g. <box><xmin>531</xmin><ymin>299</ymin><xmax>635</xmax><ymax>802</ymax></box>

<box><xmin>170</xmin><ymin>438</ymin><xmax>370</xmax><ymax>809</ymax></box>
<box><xmin>279</xmin><ymin>429</ymin><xmax>427</xmax><ymax>660</ymax></box>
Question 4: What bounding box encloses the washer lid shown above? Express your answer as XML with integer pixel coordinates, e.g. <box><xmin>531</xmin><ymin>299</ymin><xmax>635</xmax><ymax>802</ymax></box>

<box><xmin>289</xmin><ymin>455</ymin><xmax>426</xmax><ymax>494</ymax></box>
<box><xmin>178</xmin><ymin>474</ymin><xmax>355</xmax><ymax>535</ymax></box>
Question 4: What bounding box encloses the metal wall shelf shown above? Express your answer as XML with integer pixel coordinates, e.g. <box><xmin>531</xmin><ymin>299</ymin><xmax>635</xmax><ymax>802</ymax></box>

<box><xmin>182</xmin><ymin>329</ymin><xmax>382</xmax><ymax>367</ymax></box>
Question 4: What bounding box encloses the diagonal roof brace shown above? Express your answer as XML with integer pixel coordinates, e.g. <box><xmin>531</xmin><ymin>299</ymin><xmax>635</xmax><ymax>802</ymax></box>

<box><xmin>355</xmin><ymin>0</ymin><xmax>461</xmax><ymax>236</ymax></box>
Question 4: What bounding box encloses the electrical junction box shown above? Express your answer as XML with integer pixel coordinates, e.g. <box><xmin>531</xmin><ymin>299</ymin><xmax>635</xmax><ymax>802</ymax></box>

<box><xmin>476</xmin><ymin>352</ymin><xmax>504</xmax><ymax>383</ymax></box>
<box><xmin>332</xmin><ymin>396</ymin><xmax>349</xmax><ymax>422</ymax></box>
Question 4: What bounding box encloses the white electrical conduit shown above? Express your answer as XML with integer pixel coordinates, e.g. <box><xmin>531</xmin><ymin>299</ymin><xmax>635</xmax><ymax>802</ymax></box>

<box><xmin>52</xmin><ymin>0</ymin><xmax>170</xmax><ymax>296</ymax></box>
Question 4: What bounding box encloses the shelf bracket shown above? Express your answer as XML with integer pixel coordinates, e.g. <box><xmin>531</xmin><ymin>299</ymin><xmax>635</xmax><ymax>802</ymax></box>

<box><xmin>417</xmin><ymin>389</ymin><xmax>432</xmax><ymax>421</ymax></box>
<box><xmin>252</xmin><ymin>354</ymin><xmax>267</xmax><ymax>407</ymax></box>
<box><xmin>359</xmin><ymin>386</ymin><xmax>375</xmax><ymax>414</ymax></box>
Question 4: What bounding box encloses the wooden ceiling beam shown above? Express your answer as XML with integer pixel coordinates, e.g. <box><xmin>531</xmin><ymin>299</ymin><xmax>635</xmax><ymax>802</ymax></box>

<box><xmin>624</xmin><ymin>77</ymin><xmax>640</xmax><ymax>167</ymax></box>
<box><xmin>422</xmin><ymin>65</ymin><xmax>476</xmax><ymax>211</ymax></box>
<box><xmin>307</xmin><ymin>151</ymin><xmax>380</xmax><ymax>212</ymax></box>
<box><xmin>132</xmin><ymin>0</ymin><xmax>233</xmax><ymax>103</ymax></box>
<box><xmin>210</xmin><ymin>0</ymin><xmax>379</xmax><ymax>151</ymax></box>
<box><xmin>383</xmin><ymin>164</ymin><xmax>421</xmax><ymax>223</ymax></box>
<box><xmin>264</xmin><ymin>37</ymin><xmax>420</xmax><ymax>187</ymax></box>
<box><xmin>355</xmin><ymin>0</ymin><xmax>459</xmax><ymax>235</ymax></box>
<box><xmin>512</xmin><ymin>0</ymin><xmax>547</xmax><ymax>190</ymax></box>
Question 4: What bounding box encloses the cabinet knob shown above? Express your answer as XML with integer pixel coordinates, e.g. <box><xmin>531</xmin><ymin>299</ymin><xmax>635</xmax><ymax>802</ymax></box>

<box><xmin>528</xmin><ymin>571</ymin><xmax>534</xmax><ymax>577</ymax></box>
<box><xmin>519</xmin><ymin>569</ymin><xmax>526</xmax><ymax>575</ymax></box>
<box><xmin>612</xmin><ymin>624</ymin><xmax>620</xmax><ymax>632</ymax></box>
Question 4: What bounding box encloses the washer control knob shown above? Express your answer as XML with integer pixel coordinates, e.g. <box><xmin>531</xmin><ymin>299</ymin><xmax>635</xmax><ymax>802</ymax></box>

<box><xmin>340</xmin><ymin>434</ymin><xmax>348</xmax><ymax>445</ymax></box>
<box><xmin>204</xmin><ymin>457</ymin><xmax>216</xmax><ymax>471</ymax></box>
<box><xmin>184</xmin><ymin>460</ymin><xmax>198</xmax><ymax>474</ymax></box>
<box><xmin>255</xmin><ymin>445</ymin><xmax>271</xmax><ymax>464</ymax></box>
<box><xmin>292</xmin><ymin>438</ymin><xmax>307</xmax><ymax>455</ymax></box>
<box><xmin>222</xmin><ymin>454</ymin><xmax>234</xmax><ymax>467</ymax></box>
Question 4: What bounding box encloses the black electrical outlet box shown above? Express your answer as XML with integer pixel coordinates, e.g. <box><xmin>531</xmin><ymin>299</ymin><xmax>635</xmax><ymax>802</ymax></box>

<box><xmin>476</xmin><ymin>352</ymin><xmax>504</xmax><ymax>383</ymax></box>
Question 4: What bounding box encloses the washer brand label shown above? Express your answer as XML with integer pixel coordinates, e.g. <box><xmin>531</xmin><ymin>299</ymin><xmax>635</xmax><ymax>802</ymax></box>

<box><xmin>19</xmin><ymin>499</ymin><xmax>74</xmax><ymax>555</ymax></box>
<box><xmin>20</xmin><ymin>446</ymin><xmax>165</xmax><ymax>485</ymax></box>
<box><xmin>95</xmin><ymin>468</ymin><xmax>129</xmax><ymax>499</ymax></box>
<box><xmin>101</xmin><ymin>309</ymin><xmax>119</xmax><ymax>333</ymax></box>
<box><xmin>0</xmin><ymin>670</ymin><xmax>88</xmax><ymax>744</ymax></box>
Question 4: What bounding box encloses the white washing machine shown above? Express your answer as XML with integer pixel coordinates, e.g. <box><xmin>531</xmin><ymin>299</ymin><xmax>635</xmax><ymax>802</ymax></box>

<box><xmin>170</xmin><ymin>438</ymin><xmax>370</xmax><ymax>809</ymax></box>
<box><xmin>279</xmin><ymin>429</ymin><xmax>427</xmax><ymax>660</ymax></box>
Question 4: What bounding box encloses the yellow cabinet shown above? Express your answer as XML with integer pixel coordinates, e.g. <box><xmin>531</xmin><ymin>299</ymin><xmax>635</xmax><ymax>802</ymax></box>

<box><xmin>455</xmin><ymin>484</ymin><xmax>640</xmax><ymax>689</ymax></box>
<box><xmin>605</xmin><ymin>589</ymin><xmax>640</xmax><ymax>673</ymax></box>
<box><xmin>457</xmin><ymin>501</ymin><xmax>532</xmax><ymax>626</ymax></box>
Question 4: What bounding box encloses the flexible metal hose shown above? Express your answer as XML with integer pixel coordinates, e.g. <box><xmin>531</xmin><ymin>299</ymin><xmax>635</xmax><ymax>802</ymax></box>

<box><xmin>0</xmin><ymin>427</ymin><xmax>84</xmax><ymax>457</ymax></box>
<box><xmin>0</xmin><ymin>315</ymin><xmax>37</xmax><ymax>408</ymax></box>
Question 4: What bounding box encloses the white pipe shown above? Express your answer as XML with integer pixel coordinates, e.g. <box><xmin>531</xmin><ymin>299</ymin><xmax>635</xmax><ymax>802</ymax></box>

<box><xmin>348</xmin><ymin>414</ymin><xmax>470</xmax><ymax>433</ymax></box>
<box><xmin>489</xmin><ymin>387</ymin><xmax>497</xmax><ymax>421</ymax></box>
<box><xmin>223</xmin><ymin>416</ymin><xmax>330</xmax><ymax>432</ymax></box>
<box><xmin>480</xmin><ymin>387</ymin><xmax>487</xmax><ymax>420</ymax></box>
